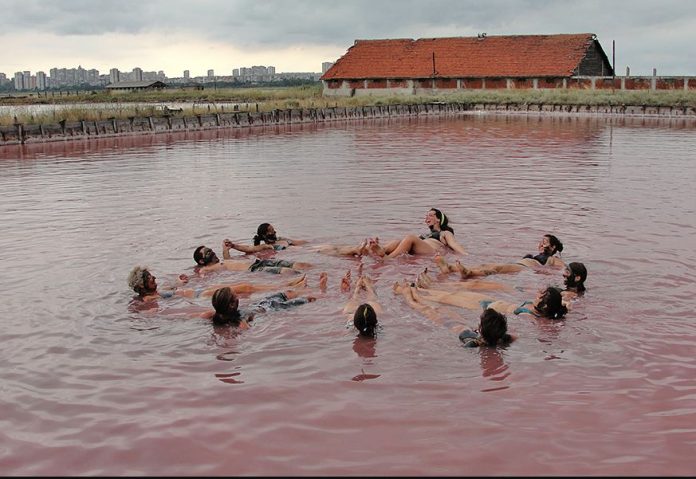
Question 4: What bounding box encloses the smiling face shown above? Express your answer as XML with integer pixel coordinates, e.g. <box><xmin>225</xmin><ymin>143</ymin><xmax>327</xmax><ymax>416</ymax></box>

<box><xmin>538</xmin><ymin>235</ymin><xmax>555</xmax><ymax>255</ymax></box>
<box><xmin>425</xmin><ymin>209</ymin><xmax>440</xmax><ymax>229</ymax></box>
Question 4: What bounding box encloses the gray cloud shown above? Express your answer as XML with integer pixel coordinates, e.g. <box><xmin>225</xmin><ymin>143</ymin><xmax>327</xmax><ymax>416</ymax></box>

<box><xmin>2</xmin><ymin>0</ymin><xmax>696</xmax><ymax>74</ymax></box>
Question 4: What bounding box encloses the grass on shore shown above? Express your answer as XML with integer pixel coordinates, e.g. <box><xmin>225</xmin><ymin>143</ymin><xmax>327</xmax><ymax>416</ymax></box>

<box><xmin>2</xmin><ymin>84</ymin><xmax>696</xmax><ymax>126</ymax></box>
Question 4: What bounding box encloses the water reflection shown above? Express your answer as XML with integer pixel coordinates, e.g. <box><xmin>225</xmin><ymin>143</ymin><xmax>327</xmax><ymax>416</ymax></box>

<box><xmin>1</xmin><ymin>113</ymin><xmax>696</xmax><ymax>475</ymax></box>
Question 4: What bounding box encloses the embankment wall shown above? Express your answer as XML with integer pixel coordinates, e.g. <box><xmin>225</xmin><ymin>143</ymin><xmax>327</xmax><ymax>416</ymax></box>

<box><xmin>2</xmin><ymin>102</ymin><xmax>695</xmax><ymax>146</ymax></box>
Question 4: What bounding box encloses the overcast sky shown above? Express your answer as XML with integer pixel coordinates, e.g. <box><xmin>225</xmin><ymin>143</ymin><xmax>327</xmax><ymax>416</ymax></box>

<box><xmin>2</xmin><ymin>0</ymin><xmax>695</xmax><ymax>77</ymax></box>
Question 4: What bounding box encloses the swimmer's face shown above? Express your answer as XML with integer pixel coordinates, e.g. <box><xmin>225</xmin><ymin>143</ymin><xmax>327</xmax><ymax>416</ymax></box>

<box><xmin>425</xmin><ymin>210</ymin><xmax>438</xmax><ymax>227</ymax></box>
<box><xmin>200</xmin><ymin>247</ymin><xmax>219</xmax><ymax>265</ymax></box>
<box><xmin>563</xmin><ymin>267</ymin><xmax>578</xmax><ymax>289</ymax></box>
<box><xmin>264</xmin><ymin>225</ymin><xmax>277</xmax><ymax>243</ymax></box>
<box><xmin>143</xmin><ymin>270</ymin><xmax>157</xmax><ymax>292</ymax></box>
<box><xmin>538</xmin><ymin>236</ymin><xmax>554</xmax><ymax>254</ymax></box>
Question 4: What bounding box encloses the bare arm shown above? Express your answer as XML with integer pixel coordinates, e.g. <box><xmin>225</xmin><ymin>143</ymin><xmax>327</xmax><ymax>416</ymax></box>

<box><xmin>440</xmin><ymin>231</ymin><xmax>468</xmax><ymax>255</ymax></box>
<box><xmin>546</xmin><ymin>256</ymin><xmax>566</xmax><ymax>269</ymax></box>
<box><xmin>283</xmin><ymin>237</ymin><xmax>309</xmax><ymax>246</ymax></box>
<box><xmin>224</xmin><ymin>238</ymin><xmax>273</xmax><ymax>254</ymax></box>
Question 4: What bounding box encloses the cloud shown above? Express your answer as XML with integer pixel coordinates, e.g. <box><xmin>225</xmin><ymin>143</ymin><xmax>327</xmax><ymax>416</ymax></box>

<box><xmin>1</xmin><ymin>0</ymin><xmax>696</xmax><ymax>75</ymax></box>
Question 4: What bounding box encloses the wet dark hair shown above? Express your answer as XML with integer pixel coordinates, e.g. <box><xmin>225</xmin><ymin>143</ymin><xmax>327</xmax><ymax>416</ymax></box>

<box><xmin>430</xmin><ymin>208</ymin><xmax>454</xmax><ymax>234</ymax></box>
<box><xmin>566</xmin><ymin>262</ymin><xmax>587</xmax><ymax>292</ymax></box>
<box><xmin>536</xmin><ymin>287</ymin><xmax>568</xmax><ymax>320</ymax></box>
<box><xmin>353</xmin><ymin>303</ymin><xmax>378</xmax><ymax>337</ymax></box>
<box><xmin>193</xmin><ymin>245</ymin><xmax>206</xmax><ymax>265</ymax></box>
<box><xmin>479</xmin><ymin>308</ymin><xmax>512</xmax><ymax>346</ymax></box>
<box><xmin>254</xmin><ymin>223</ymin><xmax>273</xmax><ymax>246</ymax></box>
<box><xmin>545</xmin><ymin>234</ymin><xmax>564</xmax><ymax>254</ymax></box>
<box><xmin>211</xmin><ymin>287</ymin><xmax>242</xmax><ymax>326</ymax></box>
<box><xmin>193</xmin><ymin>245</ymin><xmax>217</xmax><ymax>266</ymax></box>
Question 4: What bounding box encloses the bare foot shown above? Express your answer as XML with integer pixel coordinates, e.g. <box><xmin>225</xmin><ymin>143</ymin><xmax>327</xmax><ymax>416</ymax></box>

<box><xmin>454</xmin><ymin>261</ymin><xmax>471</xmax><ymax>279</ymax></box>
<box><xmin>392</xmin><ymin>280</ymin><xmax>406</xmax><ymax>295</ymax></box>
<box><xmin>416</xmin><ymin>268</ymin><xmax>432</xmax><ymax>288</ymax></box>
<box><xmin>435</xmin><ymin>254</ymin><xmax>452</xmax><ymax>273</ymax></box>
<box><xmin>319</xmin><ymin>272</ymin><xmax>328</xmax><ymax>292</ymax></box>
<box><xmin>341</xmin><ymin>270</ymin><xmax>351</xmax><ymax>293</ymax></box>
<box><xmin>368</xmin><ymin>237</ymin><xmax>386</xmax><ymax>258</ymax></box>
<box><xmin>357</xmin><ymin>238</ymin><xmax>369</xmax><ymax>257</ymax></box>
<box><xmin>287</xmin><ymin>273</ymin><xmax>307</xmax><ymax>287</ymax></box>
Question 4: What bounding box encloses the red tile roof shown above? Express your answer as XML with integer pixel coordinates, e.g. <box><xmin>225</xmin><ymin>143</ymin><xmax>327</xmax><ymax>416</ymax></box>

<box><xmin>322</xmin><ymin>34</ymin><xmax>597</xmax><ymax>80</ymax></box>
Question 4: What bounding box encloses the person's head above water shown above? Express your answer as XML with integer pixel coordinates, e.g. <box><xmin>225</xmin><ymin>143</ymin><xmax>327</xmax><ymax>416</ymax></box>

<box><xmin>254</xmin><ymin>223</ymin><xmax>278</xmax><ymax>245</ymax></box>
<box><xmin>541</xmin><ymin>234</ymin><xmax>563</xmax><ymax>256</ymax></box>
<box><xmin>193</xmin><ymin>245</ymin><xmax>219</xmax><ymax>266</ymax></box>
<box><xmin>211</xmin><ymin>286</ymin><xmax>241</xmax><ymax>325</ymax></box>
<box><xmin>479</xmin><ymin>308</ymin><xmax>512</xmax><ymax>346</ymax></box>
<box><xmin>533</xmin><ymin>286</ymin><xmax>568</xmax><ymax>319</ymax></box>
<box><xmin>353</xmin><ymin>303</ymin><xmax>378</xmax><ymax>337</ymax></box>
<box><xmin>564</xmin><ymin>262</ymin><xmax>587</xmax><ymax>292</ymax></box>
<box><xmin>426</xmin><ymin>208</ymin><xmax>454</xmax><ymax>234</ymax></box>
<box><xmin>128</xmin><ymin>266</ymin><xmax>157</xmax><ymax>296</ymax></box>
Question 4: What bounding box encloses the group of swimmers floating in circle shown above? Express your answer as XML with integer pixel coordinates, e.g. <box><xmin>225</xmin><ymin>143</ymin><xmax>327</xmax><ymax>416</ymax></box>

<box><xmin>128</xmin><ymin>208</ymin><xmax>588</xmax><ymax>348</ymax></box>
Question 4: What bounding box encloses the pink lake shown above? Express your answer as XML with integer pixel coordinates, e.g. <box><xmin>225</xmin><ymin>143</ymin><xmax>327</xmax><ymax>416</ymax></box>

<box><xmin>0</xmin><ymin>113</ymin><xmax>694</xmax><ymax>476</ymax></box>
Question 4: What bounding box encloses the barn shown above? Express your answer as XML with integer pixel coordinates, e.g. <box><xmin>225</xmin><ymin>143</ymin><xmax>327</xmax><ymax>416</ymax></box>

<box><xmin>321</xmin><ymin>33</ymin><xmax>614</xmax><ymax>97</ymax></box>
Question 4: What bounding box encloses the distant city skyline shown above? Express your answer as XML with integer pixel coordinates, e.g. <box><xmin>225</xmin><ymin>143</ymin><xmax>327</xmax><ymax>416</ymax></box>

<box><xmin>2</xmin><ymin>0</ymin><xmax>696</xmax><ymax>77</ymax></box>
<box><xmin>3</xmin><ymin>63</ymin><xmax>325</xmax><ymax>91</ymax></box>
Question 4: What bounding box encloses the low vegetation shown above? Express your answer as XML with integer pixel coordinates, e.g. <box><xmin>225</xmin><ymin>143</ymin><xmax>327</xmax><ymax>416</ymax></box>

<box><xmin>1</xmin><ymin>84</ymin><xmax>695</xmax><ymax>126</ymax></box>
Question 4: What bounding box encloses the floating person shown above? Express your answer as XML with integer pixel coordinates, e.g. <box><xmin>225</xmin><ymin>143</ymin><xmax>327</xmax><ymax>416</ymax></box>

<box><xmin>342</xmin><ymin>272</ymin><xmax>382</xmax><ymax>338</ymax></box>
<box><xmin>226</xmin><ymin>223</ymin><xmax>309</xmax><ymax>254</ymax></box>
<box><xmin>316</xmin><ymin>208</ymin><xmax>467</xmax><ymax>258</ymax></box>
<box><xmin>392</xmin><ymin>280</ymin><xmax>516</xmax><ymax>347</ymax></box>
<box><xmin>435</xmin><ymin>233</ymin><xmax>565</xmax><ymax>279</ymax></box>
<box><xmin>193</xmin><ymin>241</ymin><xmax>311</xmax><ymax>275</ymax></box>
<box><xmin>202</xmin><ymin>272</ymin><xmax>327</xmax><ymax>327</ymax></box>
<box><xmin>412</xmin><ymin>283</ymin><xmax>569</xmax><ymax>320</ymax></box>
<box><xmin>127</xmin><ymin>265</ymin><xmax>306</xmax><ymax>302</ymax></box>
<box><xmin>560</xmin><ymin>262</ymin><xmax>588</xmax><ymax>304</ymax></box>
<box><xmin>414</xmin><ymin>265</ymin><xmax>514</xmax><ymax>293</ymax></box>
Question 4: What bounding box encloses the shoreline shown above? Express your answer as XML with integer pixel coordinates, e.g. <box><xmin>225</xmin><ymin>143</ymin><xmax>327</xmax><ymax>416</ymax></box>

<box><xmin>2</xmin><ymin>102</ymin><xmax>696</xmax><ymax>146</ymax></box>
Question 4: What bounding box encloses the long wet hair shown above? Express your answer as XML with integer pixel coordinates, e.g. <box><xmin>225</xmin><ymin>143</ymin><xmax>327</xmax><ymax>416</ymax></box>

<box><xmin>430</xmin><ymin>208</ymin><xmax>455</xmax><ymax>234</ymax></box>
<box><xmin>254</xmin><ymin>223</ymin><xmax>273</xmax><ymax>245</ymax></box>
<box><xmin>565</xmin><ymin>262</ymin><xmax>587</xmax><ymax>292</ymax></box>
<box><xmin>353</xmin><ymin>303</ymin><xmax>378</xmax><ymax>337</ymax></box>
<box><xmin>211</xmin><ymin>287</ymin><xmax>242</xmax><ymax>326</ymax></box>
<box><xmin>535</xmin><ymin>287</ymin><xmax>568</xmax><ymax>320</ymax></box>
<box><xmin>479</xmin><ymin>308</ymin><xmax>512</xmax><ymax>346</ymax></box>
<box><xmin>545</xmin><ymin>234</ymin><xmax>564</xmax><ymax>255</ymax></box>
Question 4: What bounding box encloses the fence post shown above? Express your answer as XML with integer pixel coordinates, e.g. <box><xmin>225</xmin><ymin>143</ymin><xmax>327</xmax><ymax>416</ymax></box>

<box><xmin>15</xmin><ymin>123</ymin><xmax>25</xmax><ymax>144</ymax></box>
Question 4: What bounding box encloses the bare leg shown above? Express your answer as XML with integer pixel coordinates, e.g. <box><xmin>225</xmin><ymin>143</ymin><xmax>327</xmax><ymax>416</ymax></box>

<box><xmin>360</xmin><ymin>275</ymin><xmax>382</xmax><ymax>313</ymax></box>
<box><xmin>278</xmin><ymin>267</ymin><xmax>303</xmax><ymax>275</ymax></box>
<box><xmin>367</xmin><ymin>237</ymin><xmax>386</xmax><ymax>258</ymax></box>
<box><xmin>285</xmin><ymin>274</ymin><xmax>307</xmax><ymax>287</ymax></box>
<box><xmin>415</xmin><ymin>287</ymin><xmax>494</xmax><ymax>311</ymax></box>
<box><xmin>314</xmin><ymin>244</ymin><xmax>363</xmax><ymax>257</ymax></box>
<box><xmin>393</xmin><ymin>280</ymin><xmax>442</xmax><ymax>325</ymax></box>
<box><xmin>319</xmin><ymin>272</ymin><xmax>328</xmax><ymax>292</ymax></box>
<box><xmin>435</xmin><ymin>254</ymin><xmax>456</xmax><ymax>274</ymax></box>
<box><xmin>342</xmin><ymin>274</ymin><xmax>364</xmax><ymax>314</ymax></box>
<box><xmin>415</xmin><ymin>267</ymin><xmax>435</xmax><ymax>288</ymax></box>
<box><xmin>340</xmin><ymin>269</ymin><xmax>352</xmax><ymax>293</ymax></box>
<box><xmin>386</xmin><ymin>234</ymin><xmax>441</xmax><ymax>259</ymax></box>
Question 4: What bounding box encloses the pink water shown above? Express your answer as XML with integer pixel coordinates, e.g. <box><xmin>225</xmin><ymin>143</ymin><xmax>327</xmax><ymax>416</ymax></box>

<box><xmin>1</xmin><ymin>114</ymin><xmax>695</xmax><ymax>476</ymax></box>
